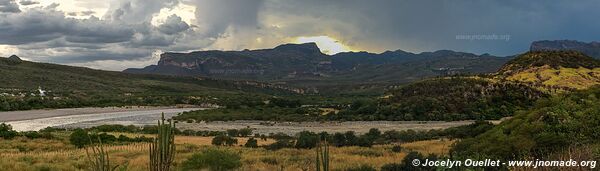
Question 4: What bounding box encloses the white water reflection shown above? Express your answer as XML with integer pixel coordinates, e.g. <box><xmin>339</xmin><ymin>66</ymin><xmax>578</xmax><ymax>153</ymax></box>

<box><xmin>7</xmin><ymin>108</ymin><xmax>203</xmax><ymax>132</ymax></box>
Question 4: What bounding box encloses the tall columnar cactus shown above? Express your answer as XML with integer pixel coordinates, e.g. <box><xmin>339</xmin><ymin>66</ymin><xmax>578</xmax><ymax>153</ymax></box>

<box><xmin>315</xmin><ymin>139</ymin><xmax>330</xmax><ymax>171</ymax></box>
<box><xmin>149</xmin><ymin>113</ymin><xmax>176</xmax><ymax>171</ymax></box>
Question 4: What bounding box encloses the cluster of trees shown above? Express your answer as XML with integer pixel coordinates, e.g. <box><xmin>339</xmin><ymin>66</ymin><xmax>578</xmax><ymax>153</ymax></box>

<box><xmin>332</xmin><ymin>77</ymin><xmax>546</xmax><ymax>121</ymax></box>
<box><xmin>84</xmin><ymin>124</ymin><xmax>260</xmax><ymax>138</ymax></box>
<box><xmin>451</xmin><ymin>86</ymin><xmax>600</xmax><ymax>160</ymax></box>
<box><xmin>0</xmin><ymin>123</ymin><xmax>53</xmax><ymax>140</ymax></box>
<box><xmin>205</xmin><ymin>121</ymin><xmax>495</xmax><ymax>151</ymax></box>
<box><xmin>174</xmin><ymin>105</ymin><xmax>324</xmax><ymax>122</ymax></box>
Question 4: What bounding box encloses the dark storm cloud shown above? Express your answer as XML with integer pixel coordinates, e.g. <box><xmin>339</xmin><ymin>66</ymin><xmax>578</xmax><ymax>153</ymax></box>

<box><xmin>264</xmin><ymin>0</ymin><xmax>600</xmax><ymax>55</ymax></box>
<box><xmin>189</xmin><ymin>0</ymin><xmax>263</xmax><ymax>37</ymax></box>
<box><xmin>0</xmin><ymin>10</ymin><xmax>134</xmax><ymax>45</ymax></box>
<box><xmin>0</xmin><ymin>0</ymin><xmax>20</xmax><ymax>13</ymax></box>
<box><xmin>19</xmin><ymin>0</ymin><xmax>38</xmax><ymax>6</ymax></box>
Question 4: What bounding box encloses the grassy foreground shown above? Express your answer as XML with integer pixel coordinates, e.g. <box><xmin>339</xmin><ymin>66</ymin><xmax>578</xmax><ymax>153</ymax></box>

<box><xmin>0</xmin><ymin>134</ymin><xmax>453</xmax><ymax>171</ymax></box>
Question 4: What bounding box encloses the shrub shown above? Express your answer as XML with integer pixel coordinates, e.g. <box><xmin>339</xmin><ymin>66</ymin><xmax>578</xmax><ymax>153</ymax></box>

<box><xmin>70</xmin><ymin>129</ymin><xmax>89</xmax><ymax>148</ymax></box>
<box><xmin>212</xmin><ymin>135</ymin><xmax>237</xmax><ymax>146</ymax></box>
<box><xmin>22</xmin><ymin>131</ymin><xmax>41</xmax><ymax>139</ymax></box>
<box><xmin>356</xmin><ymin>136</ymin><xmax>374</xmax><ymax>147</ymax></box>
<box><xmin>181</xmin><ymin>148</ymin><xmax>241</xmax><ymax>171</ymax></box>
<box><xmin>245</xmin><ymin>138</ymin><xmax>258</xmax><ymax>148</ymax></box>
<box><xmin>239</xmin><ymin>128</ymin><xmax>253</xmax><ymax>137</ymax></box>
<box><xmin>0</xmin><ymin>123</ymin><xmax>18</xmax><ymax>140</ymax></box>
<box><xmin>226</xmin><ymin>129</ymin><xmax>239</xmax><ymax>137</ymax></box>
<box><xmin>266</xmin><ymin>139</ymin><xmax>294</xmax><ymax>150</ymax></box>
<box><xmin>295</xmin><ymin>131</ymin><xmax>318</xmax><ymax>149</ymax></box>
<box><xmin>332</xmin><ymin>132</ymin><xmax>347</xmax><ymax>147</ymax></box>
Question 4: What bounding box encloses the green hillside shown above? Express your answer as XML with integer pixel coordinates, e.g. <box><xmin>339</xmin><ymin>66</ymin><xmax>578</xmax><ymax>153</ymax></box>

<box><xmin>0</xmin><ymin>56</ymin><xmax>293</xmax><ymax>111</ymax></box>
<box><xmin>498</xmin><ymin>51</ymin><xmax>600</xmax><ymax>90</ymax></box>
<box><xmin>451</xmin><ymin>86</ymin><xmax>600</xmax><ymax>160</ymax></box>
<box><xmin>330</xmin><ymin>77</ymin><xmax>546</xmax><ymax>121</ymax></box>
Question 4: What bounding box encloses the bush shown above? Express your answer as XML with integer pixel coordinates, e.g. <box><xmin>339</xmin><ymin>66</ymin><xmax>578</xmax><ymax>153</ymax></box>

<box><xmin>245</xmin><ymin>138</ymin><xmax>258</xmax><ymax>148</ymax></box>
<box><xmin>239</xmin><ymin>128</ymin><xmax>253</xmax><ymax>137</ymax></box>
<box><xmin>22</xmin><ymin>131</ymin><xmax>41</xmax><ymax>139</ymax></box>
<box><xmin>295</xmin><ymin>131</ymin><xmax>318</xmax><ymax>149</ymax></box>
<box><xmin>356</xmin><ymin>136</ymin><xmax>374</xmax><ymax>147</ymax></box>
<box><xmin>332</xmin><ymin>132</ymin><xmax>347</xmax><ymax>147</ymax></box>
<box><xmin>0</xmin><ymin>123</ymin><xmax>18</xmax><ymax>140</ymax></box>
<box><xmin>181</xmin><ymin>148</ymin><xmax>242</xmax><ymax>171</ymax></box>
<box><xmin>70</xmin><ymin>129</ymin><xmax>89</xmax><ymax>148</ymax></box>
<box><xmin>266</xmin><ymin>139</ymin><xmax>294</xmax><ymax>150</ymax></box>
<box><xmin>226</xmin><ymin>129</ymin><xmax>239</xmax><ymax>137</ymax></box>
<box><xmin>212</xmin><ymin>135</ymin><xmax>237</xmax><ymax>146</ymax></box>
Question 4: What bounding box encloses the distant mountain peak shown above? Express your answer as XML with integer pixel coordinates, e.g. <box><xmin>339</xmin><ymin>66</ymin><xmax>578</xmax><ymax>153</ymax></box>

<box><xmin>8</xmin><ymin>55</ymin><xmax>21</xmax><ymax>61</ymax></box>
<box><xmin>273</xmin><ymin>42</ymin><xmax>322</xmax><ymax>54</ymax></box>
<box><xmin>531</xmin><ymin>40</ymin><xmax>600</xmax><ymax>59</ymax></box>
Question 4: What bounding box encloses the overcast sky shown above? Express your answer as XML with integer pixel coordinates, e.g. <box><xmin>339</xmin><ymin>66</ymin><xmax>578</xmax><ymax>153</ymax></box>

<box><xmin>1</xmin><ymin>0</ymin><xmax>599</xmax><ymax>71</ymax></box>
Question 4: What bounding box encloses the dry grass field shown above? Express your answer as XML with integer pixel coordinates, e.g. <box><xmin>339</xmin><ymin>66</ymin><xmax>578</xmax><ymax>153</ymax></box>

<box><xmin>0</xmin><ymin>133</ymin><xmax>455</xmax><ymax>171</ymax></box>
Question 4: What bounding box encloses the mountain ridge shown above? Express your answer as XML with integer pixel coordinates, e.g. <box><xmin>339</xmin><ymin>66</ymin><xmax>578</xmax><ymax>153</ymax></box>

<box><xmin>124</xmin><ymin>43</ymin><xmax>510</xmax><ymax>89</ymax></box>
<box><xmin>531</xmin><ymin>40</ymin><xmax>600</xmax><ymax>59</ymax></box>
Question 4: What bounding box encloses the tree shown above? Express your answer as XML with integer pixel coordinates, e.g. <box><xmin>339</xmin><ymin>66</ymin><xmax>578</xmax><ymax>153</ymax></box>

<box><xmin>226</xmin><ymin>129</ymin><xmax>239</xmax><ymax>137</ymax></box>
<box><xmin>70</xmin><ymin>128</ymin><xmax>89</xmax><ymax>148</ymax></box>
<box><xmin>331</xmin><ymin>133</ymin><xmax>346</xmax><ymax>147</ymax></box>
<box><xmin>181</xmin><ymin>148</ymin><xmax>241</xmax><ymax>171</ymax></box>
<box><xmin>0</xmin><ymin>123</ymin><xmax>18</xmax><ymax>140</ymax></box>
<box><xmin>344</xmin><ymin>131</ymin><xmax>358</xmax><ymax>146</ymax></box>
<box><xmin>356</xmin><ymin>136</ymin><xmax>374</xmax><ymax>147</ymax></box>
<box><xmin>295</xmin><ymin>131</ymin><xmax>318</xmax><ymax>149</ymax></box>
<box><xmin>244</xmin><ymin>138</ymin><xmax>258</xmax><ymax>148</ymax></box>
<box><xmin>238</xmin><ymin>128</ymin><xmax>253</xmax><ymax>137</ymax></box>
<box><xmin>212</xmin><ymin>135</ymin><xmax>228</xmax><ymax>146</ymax></box>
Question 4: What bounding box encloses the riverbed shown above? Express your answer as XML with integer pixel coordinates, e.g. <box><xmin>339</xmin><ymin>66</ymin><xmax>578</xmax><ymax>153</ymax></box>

<box><xmin>1</xmin><ymin>107</ymin><xmax>479</xmax><ymax>134</ymax></box>
<box><xmin>1</xmin><ymin>107</ymin><xmax>204</xmax><ymax>131</ymax></box>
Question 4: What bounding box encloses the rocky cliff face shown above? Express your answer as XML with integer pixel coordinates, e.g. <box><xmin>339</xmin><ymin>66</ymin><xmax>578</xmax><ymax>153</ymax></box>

<box><xmin>531</xmin><ymin>40</ymin><xmax>600</xmax><ymax>59</ymax></box>
<box><xmin>124</xmin><ymin>43</ymin><xmax>509</xmax><ymax>85</ymax></box>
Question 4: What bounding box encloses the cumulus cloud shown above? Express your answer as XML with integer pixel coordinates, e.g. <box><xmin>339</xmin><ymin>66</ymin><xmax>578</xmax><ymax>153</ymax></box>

<box><xmin>157</xmin><ymin>14</ymin><xmax>189</xmax><ymax>35</ymax></box>
<box><xmin>0</xmin><ymin>0</ymin><xmax>20</xmax><ymax>13</ymax></box>
<box><xmin>105</xmin><ymin>0</ymin><xmax>177</xmax><ymax>23</ymax></box>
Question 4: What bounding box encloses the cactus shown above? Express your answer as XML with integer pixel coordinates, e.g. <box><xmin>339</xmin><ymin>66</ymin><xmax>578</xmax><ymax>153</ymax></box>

<box><xmin>85</xmin><ymin>135</ymin><xmax>122</xmax><ymax>171</ymax></box>
<box><xmin>149</xmin><ymin>113</ymin><xmax>176</xmax><ymax>171</ymax></box>
<box><xmin>315</xmin><ymin>139</ymin><xmax>330</xmax><ymax>171</ymax></box>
